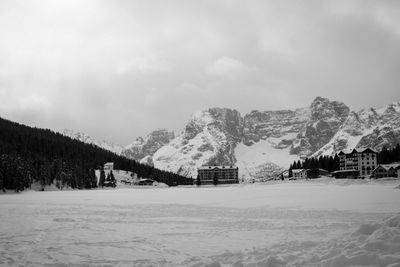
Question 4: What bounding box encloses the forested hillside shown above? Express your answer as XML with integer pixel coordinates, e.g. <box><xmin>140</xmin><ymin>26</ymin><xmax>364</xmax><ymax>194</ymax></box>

<box><xmin>0</xmin><ymin>117</ymin><xmax>192</xmax><ymax>191</ymax></box>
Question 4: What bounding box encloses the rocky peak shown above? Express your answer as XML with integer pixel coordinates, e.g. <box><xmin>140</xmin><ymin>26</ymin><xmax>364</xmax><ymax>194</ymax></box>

<box><xmin>208</xmin><ymin>108</ymin><xmax>244</xmax><ymax>143</ymax></box>
<box><xmin>310</xmin><ymin>96</ymin><xmax>350</xmax><ymax>122</ymax></box>
<box><xmin>135</xmin><ymin>137</ymin><xmax>144</xmax><ymax>144</ymax></box>
<box><xmin>182</xmin><ymin>108</ymin><xmax>243</xmax><ymax>143</ymax></box>
<box><xmin>380</xmin><ymin>103</ymin><xmax>400</xmax><ymax>124</ymax></box>
<box><xmin>121</xmin><ymin>129</ymin><xmax>174</xmax><ymax>161</ymax></box>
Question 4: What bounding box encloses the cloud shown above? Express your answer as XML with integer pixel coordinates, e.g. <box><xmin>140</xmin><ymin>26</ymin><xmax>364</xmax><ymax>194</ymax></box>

<box><xmin>205</xmin><ymin>57</ymin><xmax>255</xmax><ymax>78</ymax></box>
<box><xmin>0</xmin><ymin>0</ymin><xmax>399</xmax><ymax>144</ymax></box>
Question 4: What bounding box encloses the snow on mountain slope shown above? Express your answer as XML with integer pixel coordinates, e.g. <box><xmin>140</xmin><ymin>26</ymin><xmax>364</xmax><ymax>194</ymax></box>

<box><xmin>63</xmin><ymin>98</ymin><xmax>400</xmax><ymax>180</ymax></box>
<box><xmin>151</xmin><ymin>97</ymin><xmax>400</xmax><ymax>179</ymax></box>
<box><xmin>235</xmin><ymin>138</ymin><xmax>298</xmax><ymax>179</ymax></box>
<box><xmin>290</xmin><ymin>97</ymin><xmax>350</xmax><ymax>157</ymax></box>
<box><xmin>62</xmin><ymin>129</ymin><xmax>124</xmax><ymax>155</ymax></box>
<box><xmin>121</xmin><ymin>129</ymin><xmax>174</xmax><ymax>165</ymax></box>
<box><xmin>312</xmin><ymin>102</ymin><xmax>400</xmax><ymax>157</ymax></box>
<box><xmin>153</xmin><ymin>108</ymin><xmax>243</xmax><ymax>178</ymax></box>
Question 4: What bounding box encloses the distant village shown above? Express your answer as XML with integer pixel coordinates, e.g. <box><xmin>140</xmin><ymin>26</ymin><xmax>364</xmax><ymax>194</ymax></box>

<box><xmin>191</xmin><ymin>146</ymin><xmax>400</xmax><ymax>185</ymax></box>
<box><xmin>101</xmin><ymin>146</ymin><xmax>400</xmax><ymax>187</ymax></box>
<box><xmin>289</xmin><ymin>148</ymin><xmax>400</xmax><ymax>181</ymax></box>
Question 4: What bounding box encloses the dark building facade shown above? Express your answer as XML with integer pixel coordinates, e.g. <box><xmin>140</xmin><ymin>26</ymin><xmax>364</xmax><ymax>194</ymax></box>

<box><xmin>197</xmin><ymin>166</ymin><xmax>239</xmax><ymax>185</ymax></box>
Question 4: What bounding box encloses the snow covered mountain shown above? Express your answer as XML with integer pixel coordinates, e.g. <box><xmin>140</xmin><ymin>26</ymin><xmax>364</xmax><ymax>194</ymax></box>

<box><xmin>150</xmin><ymin>97</ymin><xmax>352</xmax><ymax>178</ymax></box>
<box><xmin>121</xmin><ymin>129</ymin><xmax>175</xmax><ymax>166</ymax></box>
<box><xmin>312</xmin><ymin>102</ymin><xmax>400</xmax><ymax>157</ymax></box>
<box><xmin>63</xmin><ymin>97</ymin><xmax>400</xmax><ymax>179</ymax></box>
<box><xmin>152</xmin><ymin>108</ymin><xmax>243</xmax><ymax>177</ymax></box>
<box><xmin>61</xmin><ymin>129</ymin><xmax>125</xmax><ymax>155</ymax></box>
<box><xmin>132</xmin><ymin>97</ymin><xmax>399</xmax><ymax>179</ymax></box>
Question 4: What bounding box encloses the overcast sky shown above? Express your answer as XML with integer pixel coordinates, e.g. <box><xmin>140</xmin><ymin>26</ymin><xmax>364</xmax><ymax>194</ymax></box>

<box><xmin>1</xmin><ymin>0</ymin><xmax>399</xmax><ymax>144</ymax></box>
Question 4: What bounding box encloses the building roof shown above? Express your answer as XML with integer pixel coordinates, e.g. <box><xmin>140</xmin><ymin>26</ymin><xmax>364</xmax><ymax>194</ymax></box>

<box><xmin>198</xmin><ymin>165</ymin><xmax>238</xmax><ymax>170</ymax></box>
<box><xmin>138</xmin><ymin>178</ymin><xmax>154</xmax><ymax>182</ymax></box>
<box><xmin>338</xmin><ymin>148</ymin><xmax>377</xmax><ymax>155</ymax></box>
<box><xmin>292</xmin><ymin>169</ymin><xmax>306</xmax><ymax>174</ymax></box>
<box><xmin>332</xmin><ymin>169</ymin><xmax>359</xmax><ymax>174</ymax></box>
<box><xmin>306</xmin><ymin>168</ymin><xmax>330</xmax><ymax>172</ymax></box>
<box><xmin>374</xmin><ymin>163</ymin><xmax>400</xmax><ymax>171</ymax></box>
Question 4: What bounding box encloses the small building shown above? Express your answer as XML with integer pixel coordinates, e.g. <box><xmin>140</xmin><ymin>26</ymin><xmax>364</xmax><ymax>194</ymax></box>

<box><xmin>332</xmin><ymin>169</ymin><xmax>360</xmax><ymax>179</ymax></box>
<box><xmin>371</xmin><ymin>163</ymin><xmax>400</xmax><ymax>178</ymax></box>
<box><xmin>137</xmin><ymin>178</ymin><xmax>155</xmax><ymax>186</ymax></box>
<box><xmin>104</xmin><ymin>162</ymin><xmax>114</xmax><ymax>171</ymax></box>
<box><xmin>197</xmin><ymin>165</ymin><xmax>239</xmax><ymax>185</ymax></box>
<box><xmin>292</xmin><ymin>169</ymin><xmax>307</xmax><ymax>179</ymax></box>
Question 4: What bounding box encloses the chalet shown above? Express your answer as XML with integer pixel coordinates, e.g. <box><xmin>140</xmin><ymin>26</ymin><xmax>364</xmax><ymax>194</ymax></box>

<box><xmin>104</xmin><ymin>162</ymin><xmax>114</xmax><ymax>171</ymax></box>
<box><xmin>292</xmin><ymin>169</ymin><xmax>307</xmax><ymax>179</ymax></box>
<box><xmin>371</xmin><ymin>163</ymin><xmax>400</xmax><ymax>178</ymax></box>
<box><xmin>197</xmin><ymin>165</ymin><xmax>239</xmax><ymax>185</ymax></box>
<box><xmin>338</xmin><ymin>148</ymin><xmax>377</xmax><ymax>177</ymax></box>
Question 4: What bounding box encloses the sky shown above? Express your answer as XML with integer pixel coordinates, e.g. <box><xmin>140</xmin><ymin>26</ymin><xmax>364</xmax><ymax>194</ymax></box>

<box><xmin>1</xmin><ymin>0</ymin><xmax>400</xmax><ymax>145</ymax></box>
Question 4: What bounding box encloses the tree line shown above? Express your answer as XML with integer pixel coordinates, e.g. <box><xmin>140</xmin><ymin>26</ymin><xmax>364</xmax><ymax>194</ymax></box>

<box><xmin>378</xmin><ymin>144</ymin><xmax>400</xmax><ymax>164</ymax></box>
<box><xmin>0</xmin><ymin>117</ymin><xmax>192</xmax><ymax>191</ymax></box>
<box><xmin>289</xmin><ymin>144</ymin><xmax>400</xmax><ymax>176</ymax></box>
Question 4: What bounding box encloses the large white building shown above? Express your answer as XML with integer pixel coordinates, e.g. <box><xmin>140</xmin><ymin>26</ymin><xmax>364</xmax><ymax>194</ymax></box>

<box><xmin>338</xmin><ymin>148</ymin><xmax>377</xmax><ymax>177</ymax></box>
<box><xmin>197</xmin><ymin>165</ymin><xmax>239</xmax><ymax>185</ymax></box>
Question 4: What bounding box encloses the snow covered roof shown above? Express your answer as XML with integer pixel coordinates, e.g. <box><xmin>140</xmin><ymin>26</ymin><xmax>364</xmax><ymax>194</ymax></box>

<box><xmin>198</xmin><ymin>165</ymin><xmax>238</xmax><ymax>170</ymax></box>
<box><xmin>138</xmin><ymin>178</ymin><xmax>155</xmax><ymax>182</ymax></box>
<box><xmin>339</xmin><ymin>148</ymin><xmax>377</xmax><ymax>155</ymax></box>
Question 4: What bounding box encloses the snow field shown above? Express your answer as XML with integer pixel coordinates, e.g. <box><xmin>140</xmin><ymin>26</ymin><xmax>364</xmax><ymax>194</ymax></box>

<box><xmin>0</xmin><ymin>180</ymin><xmax>399</xmax><ymax>266</ymax></box>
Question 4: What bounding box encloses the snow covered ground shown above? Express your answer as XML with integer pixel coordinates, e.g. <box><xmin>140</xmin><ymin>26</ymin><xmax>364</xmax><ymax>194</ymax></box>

<box><xmin>1</xmin><ymin>180</ymin><xmax>400</xmax><ymax>266</ymax></box>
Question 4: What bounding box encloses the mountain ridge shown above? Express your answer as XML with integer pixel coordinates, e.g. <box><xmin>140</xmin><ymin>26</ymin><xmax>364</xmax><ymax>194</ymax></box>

<box><xmin>63</xmin><ymin>97</ymin><xmax>400</xmax><ymax>179</ymax></box>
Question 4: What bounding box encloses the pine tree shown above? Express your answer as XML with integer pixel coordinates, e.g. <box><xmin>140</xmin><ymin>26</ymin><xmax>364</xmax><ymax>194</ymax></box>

<box><xmin>109</xmin><ymin>170</ymin><xmax>116</xmax><ymax>187</ymax></box>
<box><xmin>99</xmin><ymin>169</ymin><xmax>105</xmax><ymax>188</ymax></box>
<box><xmin>0</xmin><ymin>171</ymin><xmax>4</xmax><ymax>192</ymax></box>
<box><xmin>90</xmin><ymin>169</ymin><xmax>97</xmax><ymax>188</ymax></box>
<box><xmin>196</xmin><ymin>174</ymin><xmax>201</xmax><ymax>186</ymax></box>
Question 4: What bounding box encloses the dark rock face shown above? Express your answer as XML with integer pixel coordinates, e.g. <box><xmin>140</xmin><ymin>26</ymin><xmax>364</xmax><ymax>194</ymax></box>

<box><xmin>312</xmin><ymin>102</ymin><xmax>400</xmax><ymax>158</ymax></box>
<box><xmin>243</xmin><ymin>109</ymin><xmax>307</xmax><ymax>146</ymax></box>
<box><xmin>202</xmin><ymin>108</ymin><xmax>244</xmax><ymax>167</ymax></box>
<box><xmin>292</xmin><ymin>97</ymin><xmax>350</xmax><ymax>156</ymax></box>
<box><xmin>208</xmin><ymin>108</ymin><xmax>244</xmax><ymax>143</ymax></box>
<box><xmin>243</xmin><ymin>97</ymin><xmax>350</xmax><ymax>157</ymax></box>
<box><xmin>121</xmin><ymin>129</ymin><xmax>175</xmax><ymax>161</ymax></box>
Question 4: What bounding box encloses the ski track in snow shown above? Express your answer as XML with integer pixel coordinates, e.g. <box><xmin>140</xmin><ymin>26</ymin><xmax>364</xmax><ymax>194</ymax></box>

<box><xmin>1</xmin><ymin>181</ymin><xmax>400</xmax><ymax>266</ymax></box>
